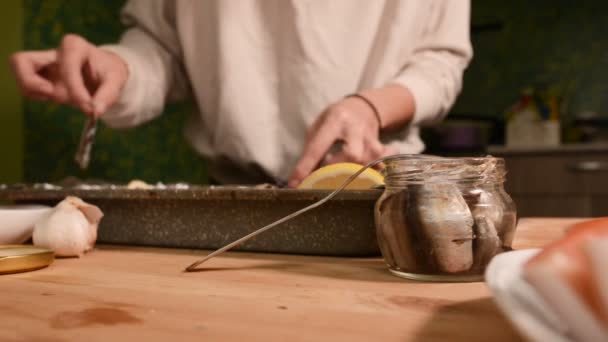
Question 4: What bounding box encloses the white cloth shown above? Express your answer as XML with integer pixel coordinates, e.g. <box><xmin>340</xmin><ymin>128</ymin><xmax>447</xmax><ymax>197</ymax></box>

<box><xmin>101</xmin><ymin>0</ymin><xmax>472</xmax><ymax>183</ymax></box>
<box><xmin>486</xmin><ymin>248</ymin><xmax>608</xmax><ymax>342</ymax></box>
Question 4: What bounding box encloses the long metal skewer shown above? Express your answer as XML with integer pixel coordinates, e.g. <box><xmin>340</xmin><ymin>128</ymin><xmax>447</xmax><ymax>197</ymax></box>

<box><xmin>184</xmin><ymin>158</ymin><xmax>386</xmax><ymax>272</ymax></box>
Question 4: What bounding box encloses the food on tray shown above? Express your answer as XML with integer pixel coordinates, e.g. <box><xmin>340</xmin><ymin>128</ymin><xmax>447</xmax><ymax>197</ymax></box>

<box><xmin>127</xmin><ymin>179</ymin><xmax>153</xmax><ymax>189</ymax></box>
<box><xmin>297</xmin><ymin>162</ymin><xmax>384</xmax><ymax>190</ymax></box>
<box><xmin>523</xmin><ymin>217</ymin><xmax>608</xmax><ymax>342</ymax></box>
<box><xmin>33</xmin><ymin>196</ymin><xmax>104</xmax><ymax>257</ymax></box>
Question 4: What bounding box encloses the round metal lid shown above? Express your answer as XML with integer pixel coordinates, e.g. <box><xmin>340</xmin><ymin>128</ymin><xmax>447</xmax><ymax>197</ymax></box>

<box><xmin>0</xmin><ymin>245</ymin><xmax>54</xmax><ymax>274</ymax></box>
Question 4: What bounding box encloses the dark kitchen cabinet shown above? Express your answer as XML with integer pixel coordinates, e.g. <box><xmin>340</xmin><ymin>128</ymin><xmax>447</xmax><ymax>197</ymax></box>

<box><xmin>488</xmin><ymin>144</ymin><xmax>608</xmax><ymax>217</ymax></box>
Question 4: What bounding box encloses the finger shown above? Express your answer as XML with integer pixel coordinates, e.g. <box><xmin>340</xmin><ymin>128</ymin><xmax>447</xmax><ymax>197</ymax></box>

<box><xmin>365</xmin><ymin>140</ymin><xmax>388</xmax><ymax>170</ymax></box>
<box><xmin>326</xmin><ymin>141</ymin><xmax>390</xmax><ymax>168</ymax></box>
<box><xmin>368</xmin><ymin>140</ymin><xmax>386</xmax><ymax>158</ymax></box>
<box><xmin>382</xmin><ymin>145</ymin><xmax>399</xmax><ymax>157</ymax></box>
<box><xmin>91</xmin><ymin>70</ymin><xmax>123</xmax><ymax>117</ymax></box>
<box><xmin>324</xmin><ymin>148</ymin><xmax>378</xmax><ymax>166</ymax></box>
<box><xmin>340</xmin><ymin>132</ymin><xmax>366</xmax><ymax>164</ymax></box>
<box><xmin>10</xmin><ymin>51</ymin><xmax>56</xmax><ymax>96</ymax></box>
<box><xmin>58</xmin><ymin>34</ymin><xmax>93</xmax><ymax>113</ymax></box>
<box><xmin>31</xmin><ymin>50</ymin><xmax>57</xmax><ymax>67</ymax></box>
<box><xmin>39</xmin><ymin>63</ymin><xmax>72</xmax><ymax>104</ymax></box>
<box><xmin>49</xmin><ymin>84</ymin><xmax>71</xmax><ymax>104</ymax></box>
<box><xmin>323</xmin><ymin>151</ymin><xmax>348</xmax><ymax>165</ymax></box>
<box><xmin>374</xmin><ymin>145</ymin><xmax>399</xmax><ymax>170</ymax></box>
<box><xmin>325</xmin><ymin>141</ymin><xmax>377</xmax><ymax>166</ymax></box>
<box><xmin>288</xmin><ymin>120</ymin><xmax>344</xmax><ymax>187</ymax></box>
<box><xmin>11</xmin><ymin>50</ymin><xmax>57</xmax><ymax>71</ymax></box>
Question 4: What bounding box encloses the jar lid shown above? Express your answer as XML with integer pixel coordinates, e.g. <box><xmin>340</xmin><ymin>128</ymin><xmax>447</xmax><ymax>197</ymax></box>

<box><xmin>0</xmin><ymin>245</ymin><xmax>54</xmax><ymax>274</ymax></box>
<box><xmin>382</xmin><ymin>155</ymin><xmax>505</xmax><ymax>186</ymax></box>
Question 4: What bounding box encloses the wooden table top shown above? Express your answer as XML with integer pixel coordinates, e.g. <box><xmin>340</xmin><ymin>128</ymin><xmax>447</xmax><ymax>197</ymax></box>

<box><xmin>0</xmin><ymin>218</ymin><xmax>583</xmax><ymax>342</ymax></box>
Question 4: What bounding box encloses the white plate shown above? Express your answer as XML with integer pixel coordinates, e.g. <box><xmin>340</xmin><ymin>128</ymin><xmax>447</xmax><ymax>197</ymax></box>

<box><xmin>0</xmin><ymin>205</ymin><xmax>52</xmax><ymax>244</ymax></box>
<box><xmin>485</xmin><ymin>249</ymin><xmax>573</xmax><ymax>342</ymax></box>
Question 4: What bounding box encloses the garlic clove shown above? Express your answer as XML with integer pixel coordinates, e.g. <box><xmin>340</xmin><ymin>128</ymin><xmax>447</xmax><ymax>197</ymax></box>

<box><xmin>32</xmin><ymin>197</ymin><xmax>103</xmax><ymax>257</ymax></box>
<box><xmin>65</xmin><ymin>196</ymin><xmax>104</xmax><ymax>224</ymax></box>
<box><xmin>64</xmin><ymin>196</ymin><xmax>103</xmax><ymax>246</ymax></box>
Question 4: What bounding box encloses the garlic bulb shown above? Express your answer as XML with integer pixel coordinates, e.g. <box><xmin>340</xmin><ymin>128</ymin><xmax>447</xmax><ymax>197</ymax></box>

<box><xmin>33</xmin><ymin>196</ymin><xmax>104</xmax><ymax>257</ymax></box>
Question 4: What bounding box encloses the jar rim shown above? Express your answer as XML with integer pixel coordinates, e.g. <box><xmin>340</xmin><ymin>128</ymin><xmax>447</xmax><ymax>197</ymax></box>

<box><xmin>382</xmin><ymin>154</ymin><xmax>506</xmax><ymax>186</ymax></box>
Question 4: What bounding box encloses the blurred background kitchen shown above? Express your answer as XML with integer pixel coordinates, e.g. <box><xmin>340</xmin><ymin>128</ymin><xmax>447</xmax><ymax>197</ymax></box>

<box><xmin>1</xmin><ymin>0</ymin><xmax>607</xmax><ymax>217</ymax></box>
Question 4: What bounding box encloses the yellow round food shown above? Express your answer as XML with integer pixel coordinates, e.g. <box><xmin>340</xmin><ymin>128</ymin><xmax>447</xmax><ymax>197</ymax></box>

<box><xmin>297</xmin><ymin>162</ymin><xmax>384</xmax><ymax>190</ymax></box>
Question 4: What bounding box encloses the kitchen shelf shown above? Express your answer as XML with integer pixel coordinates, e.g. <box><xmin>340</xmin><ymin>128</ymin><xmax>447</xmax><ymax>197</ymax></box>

<box><xmin>489</xmin><ymin>146</ymin><xmax>608</xmax><ymax>217</ymax></box>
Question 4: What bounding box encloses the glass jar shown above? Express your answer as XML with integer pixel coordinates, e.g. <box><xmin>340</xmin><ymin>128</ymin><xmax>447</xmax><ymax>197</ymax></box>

<box><xmin>374</xmin><ymin>155</ymin><xmax>517</xmax><ymax>282</ymax></box>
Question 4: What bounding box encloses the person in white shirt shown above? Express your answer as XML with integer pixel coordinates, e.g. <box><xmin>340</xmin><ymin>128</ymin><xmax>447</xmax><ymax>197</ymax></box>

<box><xmin>11</xmin><ymin>0</ymin><xmax>472</xmax><ymax>186</ymax></box>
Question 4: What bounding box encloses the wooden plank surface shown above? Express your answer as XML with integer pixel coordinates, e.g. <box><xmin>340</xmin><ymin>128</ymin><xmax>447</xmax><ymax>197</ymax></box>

<box><xmin>0</xmin><ymin>218</ymin><xmax>583</xmax><ymax>341</ymax></box>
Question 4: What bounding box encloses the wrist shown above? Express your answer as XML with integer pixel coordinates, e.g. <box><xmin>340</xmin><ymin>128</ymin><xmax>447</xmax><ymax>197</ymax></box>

<box><xmin>358</xmin><ymin>84</ymin><xmax>415</xmax><ymax>131</ymax></box>
<box><xmin>344</xmin><ymin>93</ymin><xmax>383</xmax><ymax>131</ymax></box>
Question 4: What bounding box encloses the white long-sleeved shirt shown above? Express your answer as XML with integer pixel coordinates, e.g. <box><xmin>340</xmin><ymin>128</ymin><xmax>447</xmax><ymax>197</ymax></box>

<box><xmin>101</xmin><ymin>0</ymin><xmax>472</xmax><ymax>184</ymax></box>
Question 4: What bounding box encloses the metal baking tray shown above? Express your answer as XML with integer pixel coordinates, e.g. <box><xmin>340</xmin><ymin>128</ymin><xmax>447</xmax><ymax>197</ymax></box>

<box><xmin>0</xmin><ymin>185</ymin><xmax>382</xmax><ymax>256</ymax></box>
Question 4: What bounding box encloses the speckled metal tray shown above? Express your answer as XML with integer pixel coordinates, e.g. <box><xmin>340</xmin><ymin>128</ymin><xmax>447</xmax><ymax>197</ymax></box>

<box><xmin>0</xmin><ymin>185</ymin><xmax>382</xmax><ymax>256</ymax></box>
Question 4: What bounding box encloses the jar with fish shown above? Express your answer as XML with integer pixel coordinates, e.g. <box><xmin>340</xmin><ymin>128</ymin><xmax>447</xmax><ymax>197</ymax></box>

<box><xmin>375</xmin><ymin>155</ymin><xmax>517</xmax><ymax>282</ymax></box>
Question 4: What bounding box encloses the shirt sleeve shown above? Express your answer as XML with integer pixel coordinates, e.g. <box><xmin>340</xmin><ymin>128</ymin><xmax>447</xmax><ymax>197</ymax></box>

<box><xmin>98</xmin><ymin>0</ymin><xmax>190</xmax><ymax>129</ymax></box>
<box><xmin>392</xmin><ymin>0</ymin><xmax>473</xmax><ymax>126</ymax></box>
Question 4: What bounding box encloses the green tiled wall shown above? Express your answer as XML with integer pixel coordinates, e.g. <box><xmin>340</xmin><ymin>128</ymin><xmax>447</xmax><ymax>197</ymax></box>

<box><xmin>23</xmin><ymin>0</ymin><xmax>208</xmax><ymax>184</ymax></box>
<box><xmin>454</xmin><ymin>0</ymin><xmax>608</xmax><ymax>119</ymax></box>
<box><xmin>21</xmin><ymin>0</ymin><xmax>608</xmax><ymax>182</ymax></box>
<box><xmin>0</xmin><ymin>0</ymin><xmax>23</xmax><ymax>183</ymax></box>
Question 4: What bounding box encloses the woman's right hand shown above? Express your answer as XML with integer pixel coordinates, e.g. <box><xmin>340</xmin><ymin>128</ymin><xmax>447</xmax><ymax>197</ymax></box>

<box><xmin>10</xmin><ymin>34</ymin><xmax>128</xmax><ymax>117</ymax></box>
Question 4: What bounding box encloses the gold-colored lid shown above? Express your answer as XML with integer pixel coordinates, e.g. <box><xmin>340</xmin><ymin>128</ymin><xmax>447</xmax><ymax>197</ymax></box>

<box><xmin>0</xmin><ymin>245</ymin><xmax>54</xmax><ymax>274</ymax></box>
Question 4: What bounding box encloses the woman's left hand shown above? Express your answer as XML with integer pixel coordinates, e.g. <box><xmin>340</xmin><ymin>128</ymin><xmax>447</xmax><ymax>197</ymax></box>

<box><xmin>288</xmin><ymin>96</ymin><xmax>396</xmax><ymax>188</ymax></box>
